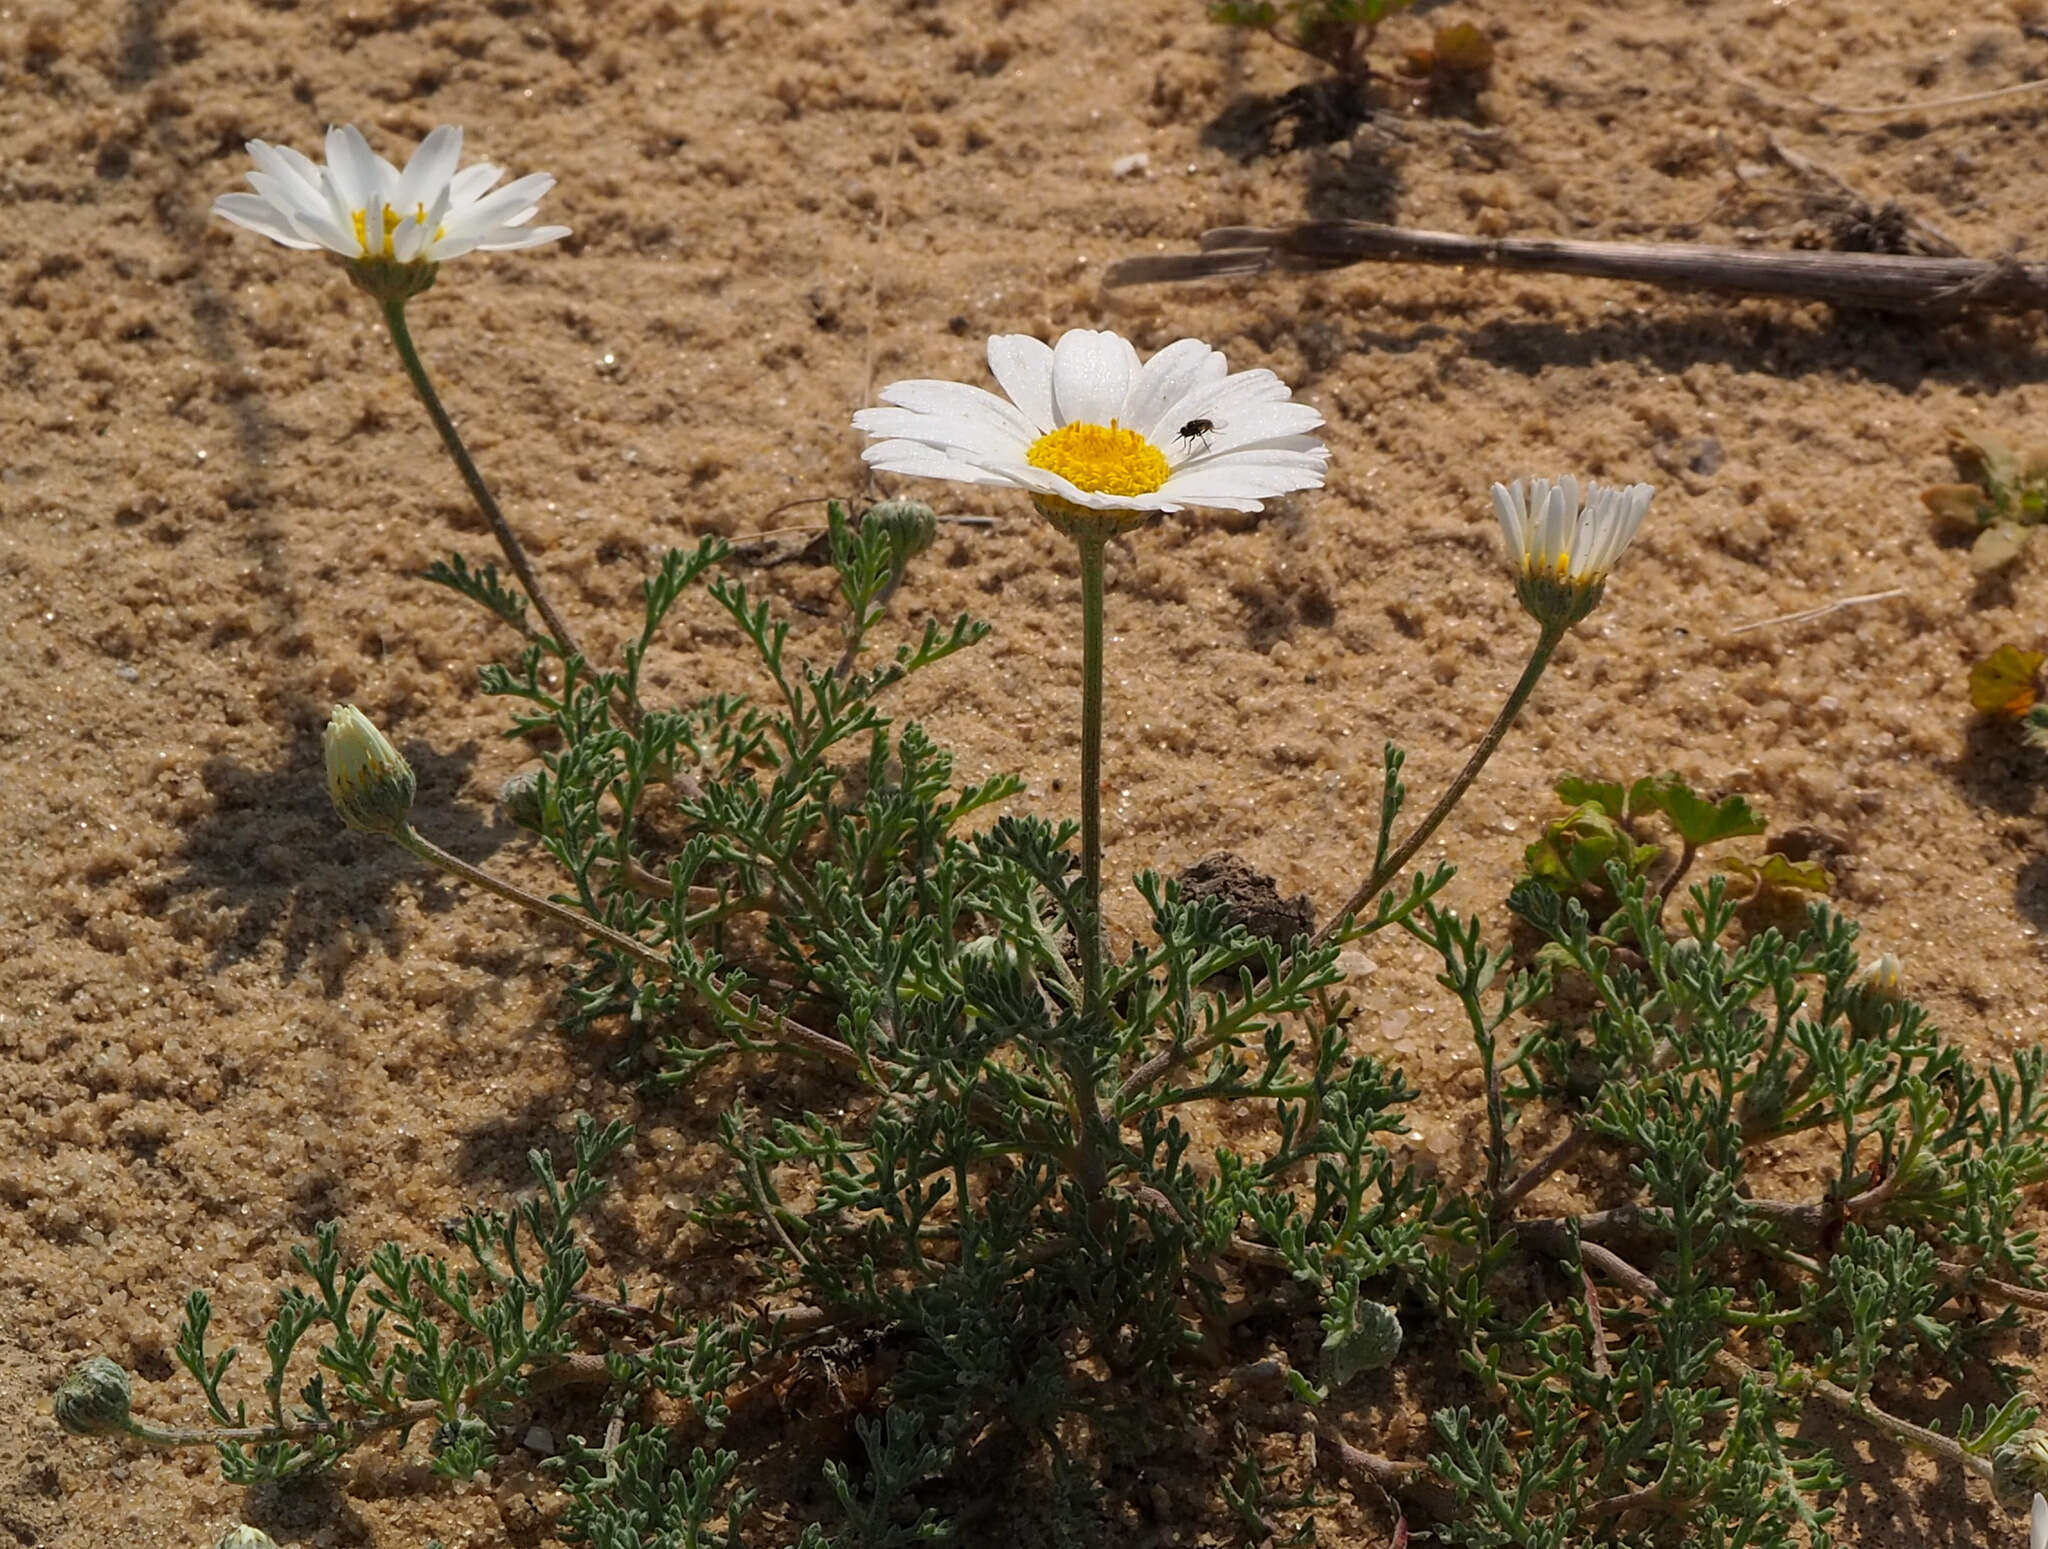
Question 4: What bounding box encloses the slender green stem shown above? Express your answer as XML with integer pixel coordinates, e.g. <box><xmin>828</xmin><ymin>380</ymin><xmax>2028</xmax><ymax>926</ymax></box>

<box><xmin>1315</xmin><ymin>618</ymin><xmax>1567</xmax><ymax>945</ymax></box>
<box><xmin>381</xmin><ymin>297</ymin><xmax>586</xmax><ymax>661</ymax></box>
<box><xmin>398</xmin><ymin>825</ymin><xmax>662</xmax><ymax>967</ymax></box>
<box><xmin>1076</xmin><ymin>535</ymin><xmax>1108</xmax><ymax>1010</ymax></box>
<box><xmin>393</xmin><ymin>825</ymin><xmax>861</xmax><ymax>1072</ymax></box>
<box><xmin>1069</xmin><ymin>534</ymin><xmax>1112</xmax><ymax>1205</ymax></box>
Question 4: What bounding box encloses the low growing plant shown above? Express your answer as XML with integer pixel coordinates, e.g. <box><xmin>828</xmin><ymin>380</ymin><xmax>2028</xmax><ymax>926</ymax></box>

<box><xmin>50</xmin><ymin>122</ymin><xmax>2048</xmax><ymax>1549</ymax></box>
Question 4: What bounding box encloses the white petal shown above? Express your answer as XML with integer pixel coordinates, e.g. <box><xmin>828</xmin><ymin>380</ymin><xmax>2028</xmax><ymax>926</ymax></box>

<box><xmin>288</xmin><ymin>206</ymin><xmax>360</xmax><ymax>256</ymax></box>
<box><xmin>438</xmin><ymin>172</ymin><xmax>557</xmax><ymax>240</ymax></box>
<box><xmin>1159</xmin><ymin>462</ymin><xmax>1322</xmax><ymax>501</ymax></box>
<box><xmin>2031</xmin><ymin>1492</ymin><xmax>2047</xmax><ymax>1549</ymax></box>
<box><xmin>1049</xmin><ymin>329</ymin><xmax>1139</xmax><ymax>428</ymax></box>
<box><xmin>244</xmin><ymin>169</ymin><xmax>324</xmax><ymax>226</ymax></box>
<box><xmin>852</xmin><ymin>404</ymin><xmax>1030</xmax><ymax>464</ymax></box>
<box><xmin>474</xmin><ymin>223</ymin><xmax>571</xmax><ymax>252</ymax></box>
<box><xmin>391</xmin><ymin>215</ymin><xmax>433</xmax><ymax>262</ymax></box>
<box><xmin>324</xmin><ymin>124</ymin><xmax>384</xmax><ymax>214</ymax></box>
<box><xmin>1491</xmin><ymin>483</ymin><xmax>1527</xmax><ymax>556</ymax></box>
<box><xmin>1169</xmin><ymin>403</ymin><xmax>1324</xmax><ymax>465</ymax></box>
<box><xmin>392</xmin><ymin>125</ymin><xmax>463</xmax><ymax>216</ymax></box>
<box><xmin>212</xmin><ymin>192</ymin><xmax>325</xmax><ymax>249</ymax></box>
<box><xmin>448</xmin><ymin>162</ymin><xmax>504</xmax><ymax>203</ymax></box>
<box><xmin>245</xmin><ymin>140</ymin><xmax>330</xmax><ymax>219</ymax></box>
<box><xmin>1194</xmin><ymin>367</ymin><xmax>1295</xmax><ymax>417</ymax></box>
<box><xmin>1120</xmin><ymin>338</ymin><xmax>1227</xmax><ymax>440</ymax></box>
<box><xmin>864</xmin><ymin>440</ymin><xmax>1027</xmax><ymax>487</ymax></box>
<box><xmin>985</xmin><ymin>334</ymin><xmax>1056</xmax><ymax>432</ymax></box>
<box><xmin>874</xmin><ymin>378</ymin><xmax>1040</xmax><ymax>449</ymax></box>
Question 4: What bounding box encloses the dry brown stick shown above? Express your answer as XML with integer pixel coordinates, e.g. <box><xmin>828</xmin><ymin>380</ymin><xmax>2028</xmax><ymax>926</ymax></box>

<box><xmin>1102</xmin><ymin>221</ymin><xmax>2048</xmax><ymax>315</ymax></box>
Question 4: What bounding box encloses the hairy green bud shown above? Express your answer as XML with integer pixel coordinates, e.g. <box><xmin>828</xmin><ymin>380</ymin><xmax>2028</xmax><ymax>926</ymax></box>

<box><xmin>53</xmin><ymin>1355</ymin><xmax>134</xmax><ymax>1436</ymax></box>
<box><xmin>864</xmin><ymin>498</ymin><xmax>938</xmax><ymax>563</ymax></box>
<box><xmin>1322</xmin><ymin>1299</ymin><xmax>1403</xmax><ymax>1389</ymax></box>
<box><xmin>323</xmin><ymin>703</ymin><xmax>417</xmax><ymax>837</ymax></box>
<box><xmin>1993</xmin><ymin>1430</ymin><xmax>2048</xmax><ymax>1505</ymax></box>
<box><xmin>497</xmin><ymin>768</ymin><xmax>556</xmax><ymax>836</ymax></box>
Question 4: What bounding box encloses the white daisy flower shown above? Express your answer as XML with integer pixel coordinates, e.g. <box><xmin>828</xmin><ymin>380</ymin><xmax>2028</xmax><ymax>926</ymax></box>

<box><xmin>213</xmin><ymin>124</ymin><xmax>569</xmax><ymax>297</ymax></box>
<box><xmin>1490</xmin><ymin>475</ymin><xmax>1654</xmax><ymax>628</ymax></box>
<box><xmin>853</xmin><ymin>330</ymin><xmax>1328</xmax><ymax>540</ymax></box>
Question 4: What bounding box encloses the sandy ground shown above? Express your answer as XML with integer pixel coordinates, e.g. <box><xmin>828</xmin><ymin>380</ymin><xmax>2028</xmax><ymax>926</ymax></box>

<box><xmin>6</xmin><ymin>0</ymin><xmax>2048</xmax><ymax>1543</ymax></box>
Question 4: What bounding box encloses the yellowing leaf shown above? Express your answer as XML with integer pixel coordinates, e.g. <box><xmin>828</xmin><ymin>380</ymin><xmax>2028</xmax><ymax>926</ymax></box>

<box><xmin>1920</xmin><ymin>483</ymin><xmax>1989</xmax><ymax>531</ymax></box>
<box><xmin>1971</xmin><ymin>522</ymin><xmax>2030</xmax><ymax>572</ymax></box>
<box><xmin>1431</xmin><ymin>21</ymin><xmax>1494</xmax><ymax>75</ymax></box>
<box><xmin>1969</xmin><ymin>644</ymin><xmax>2044</xmax><ymax>717</ymax></box>
<box><xmin>1720</xmin><ymin>852</ymin><xmax>1832</xmax><ymax>895</ymax></box>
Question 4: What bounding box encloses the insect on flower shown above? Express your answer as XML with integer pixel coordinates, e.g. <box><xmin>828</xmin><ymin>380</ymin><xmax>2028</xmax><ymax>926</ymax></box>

<box><xmin>854</xmin><ymin>330</ymin><xmax>1326</xmax><ymax>541</ymax></box>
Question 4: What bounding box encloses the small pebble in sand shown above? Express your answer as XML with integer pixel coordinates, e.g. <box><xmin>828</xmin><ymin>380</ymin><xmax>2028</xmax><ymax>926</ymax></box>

<box><xmin>1110</xmin><ymin>152</ymin><xmax>1149</xmax><ymax>178</ymax></box>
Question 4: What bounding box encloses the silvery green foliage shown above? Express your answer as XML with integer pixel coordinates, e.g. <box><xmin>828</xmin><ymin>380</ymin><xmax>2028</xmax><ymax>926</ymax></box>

<box><xmin>116</xmin><ymin>509</ymin><xmax>2048</xmax><ymax>1546</ymax></box>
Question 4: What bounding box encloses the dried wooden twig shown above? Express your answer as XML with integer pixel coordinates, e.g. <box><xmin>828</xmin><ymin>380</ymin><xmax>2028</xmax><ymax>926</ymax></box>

<box><xmin>1103</xmin><ymin>220</ymin><xmax>2048</xmax><ymax>315</ymax></box>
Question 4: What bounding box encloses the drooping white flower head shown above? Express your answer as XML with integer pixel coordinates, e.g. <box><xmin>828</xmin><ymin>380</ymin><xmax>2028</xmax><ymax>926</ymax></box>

<box><xmin>854</xmin><ymin>330</ymin><xmax>1328</xmax><ymax>541</ymax></box>
<box><xmin>1490</xmin><ymin>475</ymin><xmax>1654</xmax><ymax>628</ymax></box>
<box><xmin>213</xmin><ymin>124</ymin><xmax>569</xmax><ymax>297</ymax></box>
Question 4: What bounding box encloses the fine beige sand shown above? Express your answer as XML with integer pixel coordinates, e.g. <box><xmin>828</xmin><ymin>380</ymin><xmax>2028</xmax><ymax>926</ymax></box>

<box><xmin>6</xmin><ymin>0</ymin><xmax>2048</xmax><ymax>1544</ymax></box>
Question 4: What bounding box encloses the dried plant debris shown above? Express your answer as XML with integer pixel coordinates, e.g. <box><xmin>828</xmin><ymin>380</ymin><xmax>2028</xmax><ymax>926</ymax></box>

<box><xmin>1923</xmin><ymin>429</ymin><xmax>2048</xmax><ymax>572</ymax></box>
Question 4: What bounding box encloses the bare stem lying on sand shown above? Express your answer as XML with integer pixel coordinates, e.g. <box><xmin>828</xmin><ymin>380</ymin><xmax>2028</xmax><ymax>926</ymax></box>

<box><xmin>1103</xmin><ymin>220</ymin><xmax>2048</xmax><ymax>315</ymax></box>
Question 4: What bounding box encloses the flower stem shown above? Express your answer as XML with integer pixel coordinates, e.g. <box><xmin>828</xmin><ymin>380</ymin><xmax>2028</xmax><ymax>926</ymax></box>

<box><xmin>380</xmin><ymin>297</ymin><xmax>586</xmax><ymax>662</ymax></box>
<box><xmin>397</xmin><ymin>825</ymin><xmax>661</xmax><ymax>968</ymax></box>
<box><xmin>393</xmin><ymin>825</ymin><xmax>863</xmax><ymax>1072</ymax></box>
<box><xmin>1068</xmin><ymin>534</ymin><xmax>1113</xmax><ymax>1206</ymax></box>
<box><xmin>1316</xmin><ymin>618</ymin><xmax>1567</xmax><ymax>945</ymax></box>
<box><xmin>1076</xmin><ymin>534</ymin><xmax>1108</xmax><ymax>1011</ymax></box>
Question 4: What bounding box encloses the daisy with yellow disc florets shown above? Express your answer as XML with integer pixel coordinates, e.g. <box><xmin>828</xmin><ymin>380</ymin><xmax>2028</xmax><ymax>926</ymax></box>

<box><xmin>1319</xmin><ymin>473</ymin><xmax>1656</xmax><ymax>943</ymax></box>
<box><xmin>857</xmin><ymin>329</ymin><xmax>1328</xmax><ymax>1019</ymax></box>
<box><xmin>856</xmin><ymin>329</ymin><xmax>1329</xmax><ymax>541</ymax></box>
<box><xmin>1491</xmin><ymin>475</ymin><xmax>1654</xmax><ymax>630</ymax></box>
<box><xmin>212</xmin><ymin>124</ymin><xmax>582</xmax><ymax>657</ymax></box>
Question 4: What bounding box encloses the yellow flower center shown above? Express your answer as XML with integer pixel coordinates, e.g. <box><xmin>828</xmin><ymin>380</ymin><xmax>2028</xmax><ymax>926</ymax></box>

<box><xmin>1026</xmin><ymin>420</ymin><xmax>1170</xmax><ymax>499</ymax></box>
<box><xmin>350</xmin><ymin>203</ymin><xmax>437</xmax><ymax>260</ymax></box>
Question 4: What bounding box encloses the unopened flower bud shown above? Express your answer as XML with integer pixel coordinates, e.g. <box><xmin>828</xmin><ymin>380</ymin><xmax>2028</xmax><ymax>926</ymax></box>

<box><xmin>1862</xmin><ymin>953</ymin><xmax>1902</xmax><ymax>998</ymax></box>
<box><xmin>53</xmin><ymin>1355</ymin><xmax>134</xmax><ymax>1436</ymax></box>
<box><xmin>217</xmin><ymin>1529</ymin><xmax>281</xmax><ymax>1549</ymax></box>
<box><xmin>1845</xmin><ymin>952</ymin><xmax>1904</xmax><ymax>1040</ymax></box>
<box><xmin>323</xmin><ymin>704</ymin><xmax>417</xmax><ymax>837</ymax></box>
<box><xmin>1996</xmin><ymin>1431</ymin><xmax>2048</xmax><ymax>1506</ymax></box>
<box><xmin>863</xmin><ymin>498</ymin><xmax>938</xmax><ymax>564</ymax></box>
<box><xmin>497</xmin><ymin>768</ymin><xmax>555</xmax><ymax>835</ymax></box>
<box><xmin>2024</xmin><ymin>705</ymin><xmax>2048</xmax><ymax>752</ymax></box>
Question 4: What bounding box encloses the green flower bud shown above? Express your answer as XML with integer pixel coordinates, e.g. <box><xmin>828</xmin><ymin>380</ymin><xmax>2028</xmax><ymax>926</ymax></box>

<box><xmin>1845</xmin><ymin>953</ymin><xmax>1904</xmax><ymax>1040</ymax></box>
<box><xmin>323</xmin><ymin>704</ymin><xmax>417</xmax><ymax>837</ymax></box>
<box><xmin>217</xmin><ymin>1529</ymin><xmax>281</xmax><ymax>1549</ymax></box>
<box><xmin>1993</xmin><ymin>1429</ymin><xmax>2048</xmax><ymax>1506</ymax></box>
<box><xmin>53</xmin><ymin>1355</ymin><xmax>134</xmax><ymax>1436</ymax></box>
<box><xmin>864</xmin><ymin>498</ymin><xmax>938</xmax><ymax>564</ymax></box>
<box><xmin>497</xmin><ymin>768</ymin><xmax>556</xmax><ymax>836</ymax></box>
<box><xmin>1321</xmin><ymin>1300</ymin><xmax>1403</xmax><ymax>1388</ymax></box>
<box><xmin>2024</xmin><ymin>704</ymin><xmax>2048</xmax><ymax>752</ymax></box>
